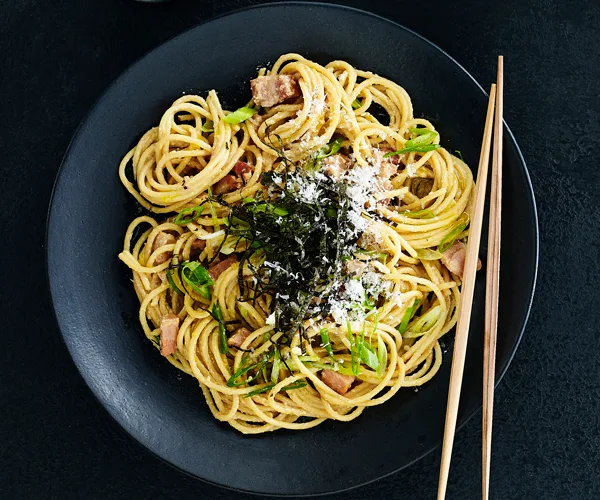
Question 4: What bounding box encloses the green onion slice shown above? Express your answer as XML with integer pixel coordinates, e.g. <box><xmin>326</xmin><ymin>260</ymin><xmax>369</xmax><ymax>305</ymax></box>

<box><xmin>405</xmin><ymin>305</ymin><xmax>443</xmax><ymax>337</ymax></box>
<box><xmin>438</xmin><ymin>213</ymin><xmax>469</xmax><ymax>253</ymax></box>
<box><xmin>212</xmin><ymin>303</ymin><xmax>228</xmax><ymax>354</ymax></box>
<box><xmin>377</xmin><ymin>333</ymin><xmax>387</xmax><ymax>377</ymax></box>
<box><xmin>384</xmin><ymin>129</ymin><xmax>440</xmax><ymax>157</ymax></box>
<box><xmin>173</xmin><ymin>204</ymin><xmax>206</xmax><ymax>225</ymax></box>
<box><xmin>346</xmin><ymin>321</ymin><xmax>360</xmax><ymax>376</ymax></box>
<box><xmin>180</xmin><ymin>261</ymin><xmax>214</xmax><ymax>299</ymax></box>
<box><xmin>320</xmin><ymin>328</ymin><xmax>336</xmax><ymax>363</ymax></box>
<box><xmin>271</xmin><ymin>349</ymin><xmax>281</xmax><ymax>383</ymax></box>
<box><xmin>223</xmin><ymin>106</ymin><xmax>256</xmax><ymax>124</ymax></box>
<box><xmin>416</xmin><ymin>248</ymin><xmax>443</xmax><ymax>261</ymax></box>
<box><xmin>398</xmin><ymin>299</ymin><xmax>421</xmax><ymax>334</ymax></box>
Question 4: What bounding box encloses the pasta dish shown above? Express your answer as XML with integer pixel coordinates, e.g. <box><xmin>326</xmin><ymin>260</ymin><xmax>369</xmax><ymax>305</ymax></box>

<box><xmin>118</xmin><ymin>53</ymin><xmax>474</xmax><ymax>433</ymax></box>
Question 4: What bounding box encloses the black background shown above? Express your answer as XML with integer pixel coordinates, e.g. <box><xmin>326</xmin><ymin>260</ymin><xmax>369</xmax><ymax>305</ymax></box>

<box><xmin>1</xmin><ymin>0</ymin><xmax>599</xmax><ymax>499</ymax></box>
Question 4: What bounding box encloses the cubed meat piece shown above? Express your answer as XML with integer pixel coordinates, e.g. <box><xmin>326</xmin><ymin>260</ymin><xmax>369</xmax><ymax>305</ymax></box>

<box><xmin>250</xmin><ymin>75</ymin><xmax>300</xmax><ymax>108</ymax></box>
<box><xmin>160</xmin><ymin>314</ymin><xmax>179</xmax><ymax>357</ymax></box>
<box><xmin>213</xmin><ymin>175</ymin><xmax>243</xmax><ymax>195</ymax></box>
<box><xmin>153</xmin><ymin>232</ymin><xmax>176</xmax><ymax>264</ymax></box>
<box><xmin>227</xmin><ymin>327</ymin><xmax>252</xmax><ymax>348</ymax></box>
<box><xmin>208</xmin><ymin>255</ymin><xmax>238</xmax><ymax>281</ymax></box>
<box><xmin>440</xmin><ymin>241</ymin><xmax>481</xmax><ymax>277</ymax></box>
<box><xmin>441</xmin><ymin>241</ymin><xmax>466</xmax><ymax>277</ymax></box>
<box><xmin>234</xmin><ymin>160</ymin><xmax>253</xmax><ymax>176</ymax></box>
<box><xmin>320</xmin><ymin>369</ymin><xmax>355</xmax><ymax>395</ymax></box>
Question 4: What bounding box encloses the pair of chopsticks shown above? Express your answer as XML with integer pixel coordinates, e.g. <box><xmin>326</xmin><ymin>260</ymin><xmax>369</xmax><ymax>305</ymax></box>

<box><xmin>437</xmin><ymin>56</ymin><xmax>504</xmax><ymax>500</ymax></box>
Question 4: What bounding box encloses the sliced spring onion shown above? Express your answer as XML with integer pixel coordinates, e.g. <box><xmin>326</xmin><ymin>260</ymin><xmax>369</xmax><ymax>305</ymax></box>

<box><xmin>376</xmin><ymin>333</ymin><xmax>387</xmax><ymax>377</ymax></box>
<box><xmin>416</xmin><ymin>248</ymin><xmax>443</xmax><ymax>261</ymax></box>
<box><xmin>319</xmin><ymin>136</ymin><xmax>344</xmax><ymax>159</ymax></box>
<box><xmin>400</xmin><ymin>209</ymin><xmax>436</xmax><ymax>219</ymax></box>
<box><xmin>351</xmin><ymin>98</ymin><xmax>363</xmax><ymax>109</ymax></box>
<box><xmin>304</xmin><ymin>361</ymin><xmax>355</xmax><ymax>377</ymax></box>
<box><xmin>307</xmin><ymin>136</ymin><xmax>345</xmax><ymax>170</ymax></box>
<box><xmin>358</xmin><ymin>342</ymin><xmax>379</xmax><ymax>371</ymax></box>
<box><xmin>438</xmin><ymin>213</ymin><xmax>469</xmax><ymax>253</ymax></box>
<box><xmin>244</xmin><ymin>383</ymin><xmax>275</xmax><ymax>397</ymax></box>
<box><xmin>271</xmin><ymin>349</ymin><xmax>281</xmax><ymax>383</ymax></box>
<box><xmin>201</xmin><ymin>120</ymin><xmax>214</xmax><ymax>132</ymax></box>
<box><xmin>383</xmin><ymin>129</ymin><xmax>440</xmax><ymax>157</ymax></box>
<box><xmin>346</xmin><ymin>321</ymin><xmax>360</xmax><ymax>376</ymax></box>
<box><xmin>180</xmin><ymin>261</ymin><xmax>214</xmax><ymax>299</ymax></box>
<box><xmin>398</xmin><ymin>299</ymin><xmax>421</xmax><ymax>334</ymax></box>
<box><xmin>212</xmin><ymin>303</ymin><xmax>228</xmax><ymax>354</ymax></box>
<box><xmin>220</xmin><ymin>234</ymin><xmax>246</xmax><ymax>255</ymax></box>
<box><xmin>173</xmin><ymin>204</ymin><xmax>206</xmax><ymax>225</ymax></box>
<box><xmin>244</xmin><ymin>379</ymin><xmax>308</xmax><ymax>397</ymax></box>
<box><xmin>406</xmin><ymin>305</ymin><xmax>443</xmax><ymax>336</ymax></box>
<box><xmin>227</xmin><ymin>361</ymin><xmax>263</xmax><ymax>387</ymax></box>
<box><xmin>165</xmin><ymin>266</ymin><xmax>185</xmax><ymax>294</ymax></box>
<box><xmin>206</xmin><ymin>187</ymin><xmax>220</xmax><ymax>231</ymax></box>
<box><xmin>320</xmin><ymin>328</ymin><xmax>336</xmax><ymax>363</ymax></box>
<box><xmin>297</xmin><ymin>355</ymin><xmax>320</xmax><ymax>363</ymax></box>
<box><xmin>222</xmin><ymin>106</ymin><xmax>256</xmax><ymax>124</ymax></box>
<box><xmin>282</xmin><ymin>380</ymin><xmax>307</xmax><ymax>391</ymax></box>
<box><xmin>227</xmin><ymin>351</ymin><xmax>273</xmax><ymax>387</ymax></box>
<box><xmin>454</xmin><ymin>149</ymin><xmax>464</xmax><ymax>161</ymax></box>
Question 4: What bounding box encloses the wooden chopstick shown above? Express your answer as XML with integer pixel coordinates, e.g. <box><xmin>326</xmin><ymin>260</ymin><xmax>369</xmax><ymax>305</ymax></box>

<box><xmin>482</xmin><ymin>55</ymin><xmax>503</xmax><ymax>500</ymax></box>
<box><xmin>437</xmin><ymin>83</ymin><xmax>497</xmax><ymax>500</ymax></box>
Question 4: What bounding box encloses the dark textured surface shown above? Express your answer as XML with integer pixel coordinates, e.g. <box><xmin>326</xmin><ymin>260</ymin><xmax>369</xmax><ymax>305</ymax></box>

<box><xmin>1</xmin><ymin>0</ymin><xmax>598</xmax><ymax>499</ymax></box>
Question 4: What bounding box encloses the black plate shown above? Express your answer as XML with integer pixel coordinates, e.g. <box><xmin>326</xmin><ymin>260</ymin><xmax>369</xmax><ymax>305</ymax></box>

<box><xmin>47</xmin><ymin>2</ymin><xmax>538</xmax><ymax>496</ymax></box>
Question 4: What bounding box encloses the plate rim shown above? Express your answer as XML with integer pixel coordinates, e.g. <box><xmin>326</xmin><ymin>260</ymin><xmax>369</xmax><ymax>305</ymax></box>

<box><xmin>45</xmin><ymin>1</ymin><xmax>539</xmax><ymax>496</ymax></box>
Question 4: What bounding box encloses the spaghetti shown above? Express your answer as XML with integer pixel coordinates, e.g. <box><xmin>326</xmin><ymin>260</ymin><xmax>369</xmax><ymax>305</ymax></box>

<box><xmin>118</xmin><ymin>54</ymin><xmax>474</xmax><ymax>433</ymax></box>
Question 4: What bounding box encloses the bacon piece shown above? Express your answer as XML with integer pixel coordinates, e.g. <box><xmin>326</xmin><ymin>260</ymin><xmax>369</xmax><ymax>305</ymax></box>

<box><xmin>250</xmin><ymin>75</ymin><xmax>300</xmax><ymax>108</ymax></box>
<box><xmin>441</xmin><ymin>241</ymin><xmax>466</xmax><ymax>277</ymax></box>
<box><xmin>208</xmin><ymin>255</ymin><xmax>238</xmax><ymax>281</ymax></box>
<box><xmin>191</xmin><ymin>239</ymin><xmax>206</xmax><ymax>252</ymax></box>
<box><xmin>234</xmin><ymin>160</ymin><xmax>253</xmax><ymax>176</ymax></box>
<box><xmin>152</xmin><ymin>232</ymin><xmax>176</xmax><ymax>264</ymax></box>
<box><xmin>320</xmin><ymin>369</ymin><xmax>355</xmax><ymax>395</ymax></box>
<box><xmin>440</xmin><ymin>241</ymin><xmax>482</xmax><ymax>278</ymax></box>
<box><xmin>213</xmin><ymin>175</ymin><xmax>243</xmax><ymax>195</ymax></box>
<box><xmin>190</xmin><ymin>238</ymin><xmax>206</xmax><ymax>259</ymax></box>
<box><xmin>159</xmin><ymin>314</ymin><xmax>179</xmax><ymax>357</ymax></box>
<box><xmin>321</xmin><ymin>154</ymin><xmax>351</xmax><ymax>180</ymax></box>
<box><xmin>227</xmin><ymin>327</ymin><xmax>252</xmax><ymax>348</ymax></box>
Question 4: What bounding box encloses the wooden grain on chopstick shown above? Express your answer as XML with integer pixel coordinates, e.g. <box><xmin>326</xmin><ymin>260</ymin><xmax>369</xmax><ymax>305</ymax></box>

<box><xmin>437</xmin><ymin>83</ymin><xmax>497</xmax><ymax>500</ymax></box>
<box><xmin>482</xmin><ymin>56</ymin><xmax>504</xmax><ymax>500</ymax></box>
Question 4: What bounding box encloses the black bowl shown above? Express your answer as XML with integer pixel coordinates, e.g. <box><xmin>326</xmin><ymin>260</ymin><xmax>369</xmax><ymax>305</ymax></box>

<box><xmin>47</xmin><ymin>2</ymin><xmax>538</xmax><ymax>496</ymax></box>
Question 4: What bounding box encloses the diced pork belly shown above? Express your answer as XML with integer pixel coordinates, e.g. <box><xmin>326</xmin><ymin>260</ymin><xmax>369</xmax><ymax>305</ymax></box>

<box><xmin>160</xmin><ymin>314</ymin><xmax>179</xmax><ymax>357</ymax></box>
<box><xmin>440</xmin><ymin>241</ymin><xmax>481</xmax><ymax>277</ymax></box>
<box><xmin>227</xmin><ymin>327</ymin><xmax>252</xmax><ymax>348</ymax></box>
<box><xmin>320</xmin><ymin>369</ymin><xmax>355</xmax><ymax>395</ymax></box>
<box><xmin>213</xmin><ymin>175</ymin><xmax>243</xmax><ymax>195</ymax></box>
<box><xmin>208</xmin><ymin>255</ymin><xmax>238</xmax><ymax>281</ymax></box>
<box><xmin>153</xmin><ymin>232</ymin><xmax>176</xmax><ymax>264</ymax></box>
<box><xmin>234</xmin><ymin>160</ymin><xmax>253</xmax><ymax>176</ymax></box>
<box><xmin>250</xmin><ymin>75</ymin><xmax>300</xmax><ymax>108</ymax></box>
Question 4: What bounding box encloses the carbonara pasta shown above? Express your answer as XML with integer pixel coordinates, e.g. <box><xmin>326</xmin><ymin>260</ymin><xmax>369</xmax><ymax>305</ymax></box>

<box><xmin>118</xmin><ymin>54</ymin><xmax>474</xmax><ymax>433</ymax></box>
